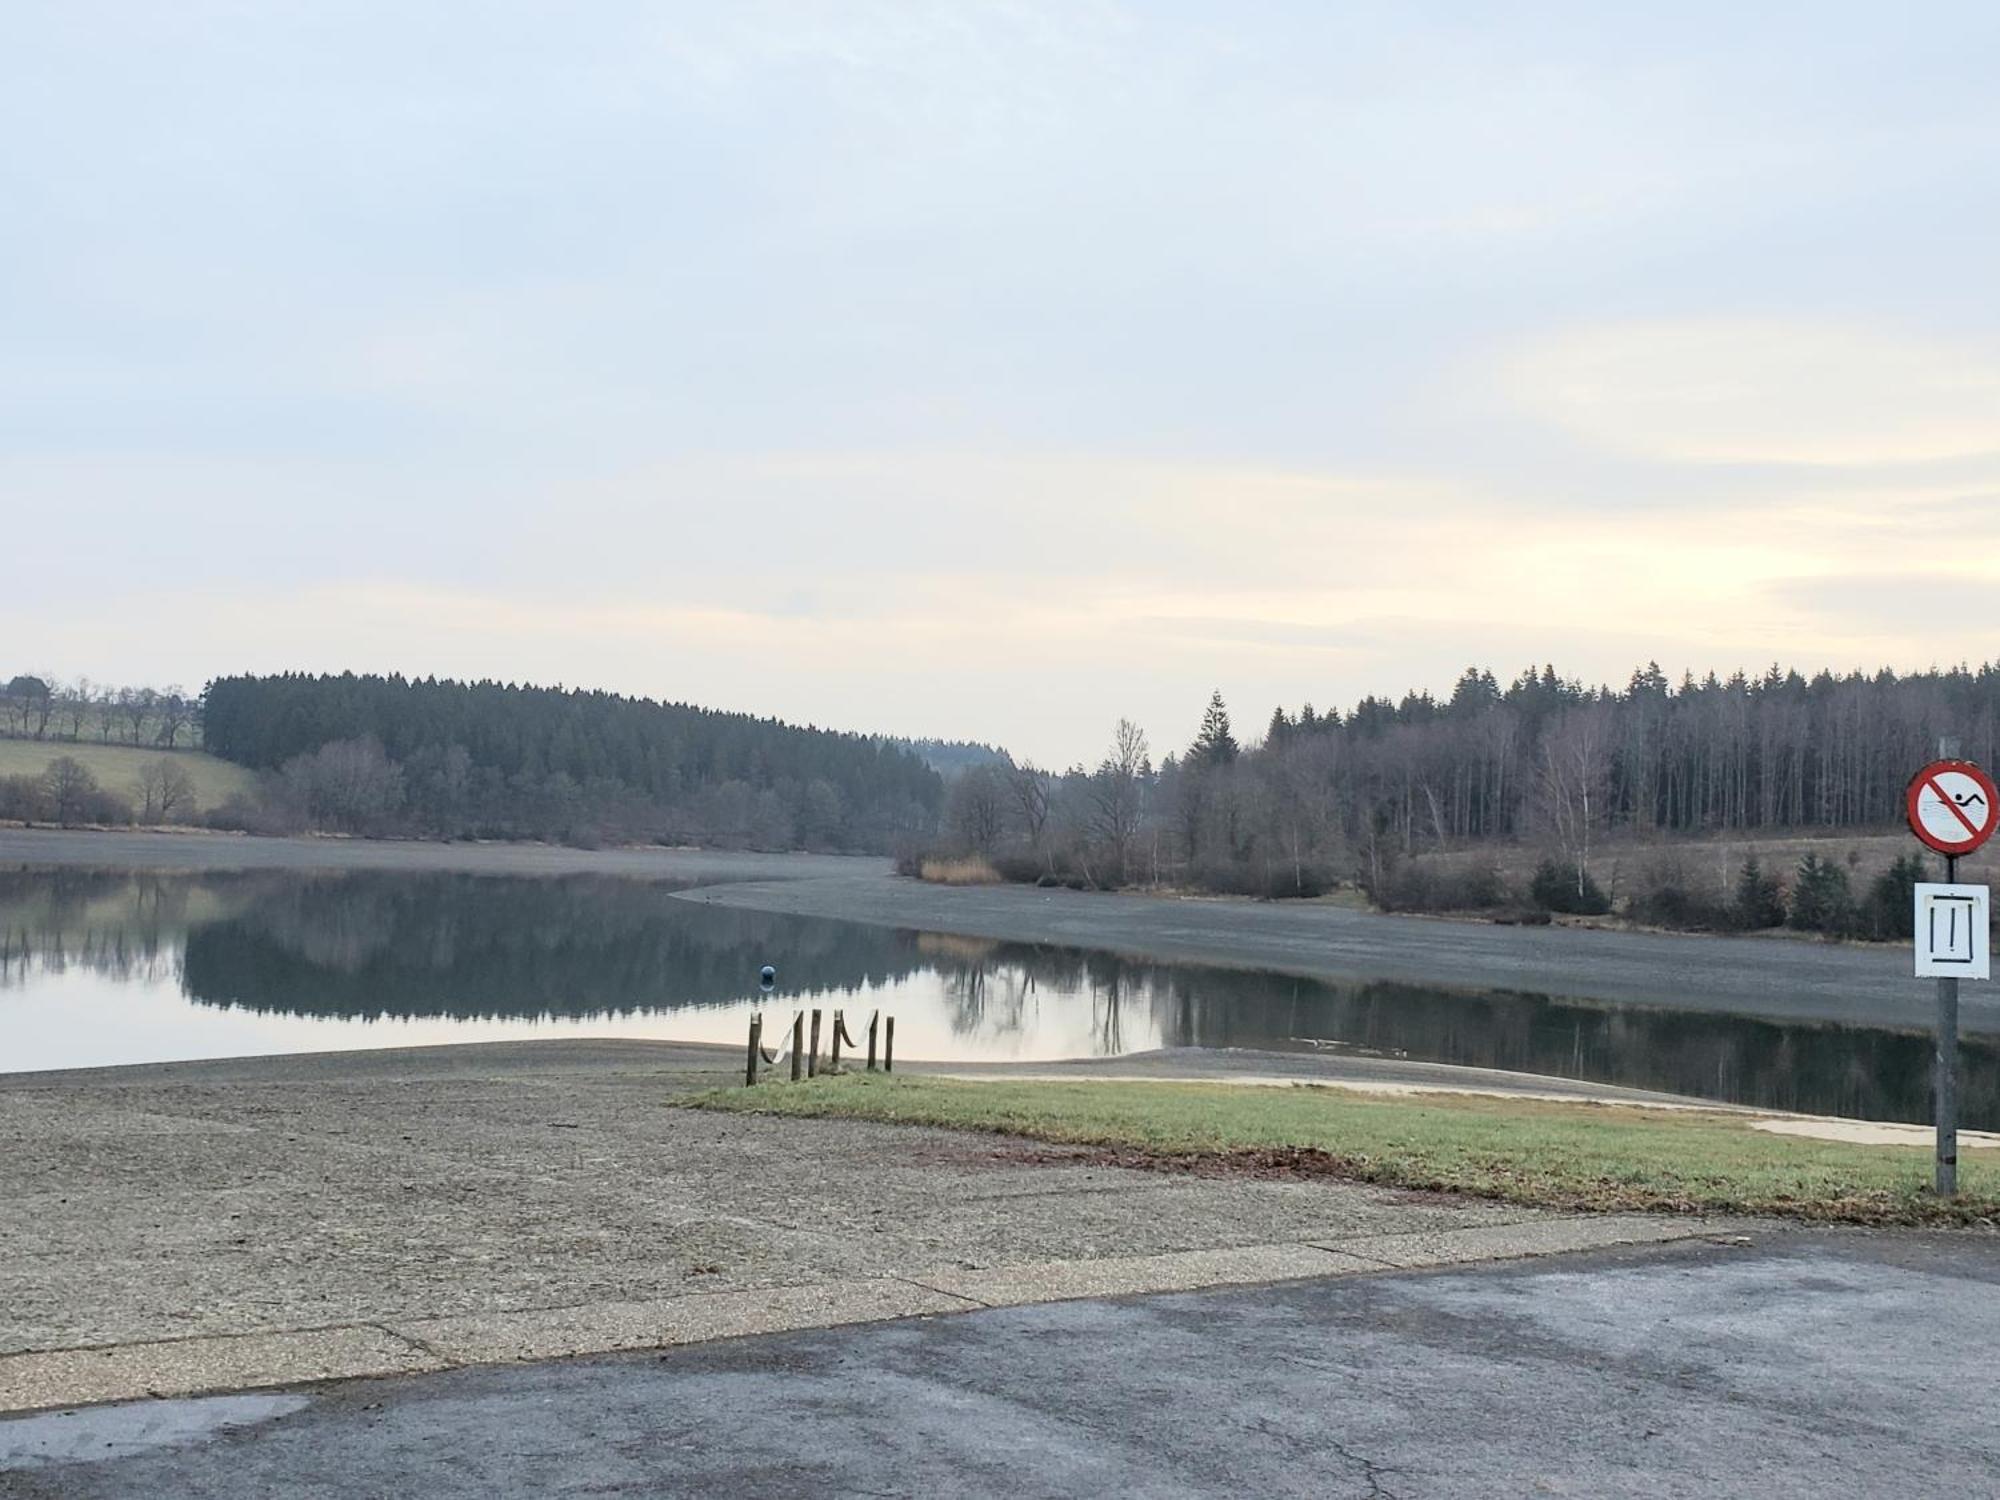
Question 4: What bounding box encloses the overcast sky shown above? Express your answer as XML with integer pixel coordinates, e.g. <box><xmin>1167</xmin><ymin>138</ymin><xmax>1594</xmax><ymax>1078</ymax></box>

<box><xmin>7</xmin><ymin>2</ymin><xmax>1998</xmax><ymax>766</ymax></box>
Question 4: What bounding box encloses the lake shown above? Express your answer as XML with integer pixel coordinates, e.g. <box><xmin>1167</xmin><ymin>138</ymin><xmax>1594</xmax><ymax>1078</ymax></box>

<box><xmin>3</xmin><ymin>865</ymin><xmax>1993</xmax><ymax>1128</ymax></box>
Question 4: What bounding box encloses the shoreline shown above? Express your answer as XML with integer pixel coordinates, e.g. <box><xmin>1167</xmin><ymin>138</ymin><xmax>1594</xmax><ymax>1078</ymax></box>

<box><xmin>3</xmin><ymin>825</ymin><xmax>1987</xmax><ymax>1035</ymax></box>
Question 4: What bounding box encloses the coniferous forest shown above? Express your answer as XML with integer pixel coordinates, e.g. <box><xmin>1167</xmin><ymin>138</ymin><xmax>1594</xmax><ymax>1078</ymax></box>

<box><xmin>199</xmin><ymin>673</ymin><xmax>942</xmax><ymax>850</ymax></box>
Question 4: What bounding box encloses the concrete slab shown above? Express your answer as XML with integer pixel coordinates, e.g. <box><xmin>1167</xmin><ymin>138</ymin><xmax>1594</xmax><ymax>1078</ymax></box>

<box><xmin>392</xmin><ymin>1279</ymin><xmax>980</xmax><ymax>1365</ymax></box>
<box><xmin>1320</xmin><ymin>1212</ymin><xmax>1731</xmax><ymax>1268</ymax></box>
<box><xmin>910</xmin><ymin>1242</ymin><xmax>1380</xmax><ymax>1306</ymax></box>
<box><xmin>0</xmin><ymin>1043</ymin><xmax>1719</xmax><ymax>1413</ymax></box>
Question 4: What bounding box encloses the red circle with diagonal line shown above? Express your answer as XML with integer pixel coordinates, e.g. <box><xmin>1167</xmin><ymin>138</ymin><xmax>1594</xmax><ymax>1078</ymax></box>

<box><xmin>1907</xmin><ymin>760</ymin><xmax>2000</xmax><ymax>855</ymax></box>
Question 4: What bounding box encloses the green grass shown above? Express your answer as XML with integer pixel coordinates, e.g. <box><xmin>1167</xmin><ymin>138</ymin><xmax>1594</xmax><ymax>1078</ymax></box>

<box><xmin>685</xmin><ymin>1074</ymin><xmax>2000</xmax><ymax>1227</ymax></box>
<box><xmin>0</xmin><ymin>739</ymin><xmax>256</xmax><ymax>815</ymax></box>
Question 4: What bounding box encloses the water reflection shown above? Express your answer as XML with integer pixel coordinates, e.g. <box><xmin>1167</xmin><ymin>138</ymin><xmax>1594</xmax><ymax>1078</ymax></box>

<box><xmin>2</xmin><ymin>866</ymin><xmax>1994</xmax><ymax>1128</ymax></box>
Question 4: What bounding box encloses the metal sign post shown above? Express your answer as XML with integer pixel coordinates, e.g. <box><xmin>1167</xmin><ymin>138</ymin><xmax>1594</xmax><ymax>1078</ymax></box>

<box><xmin>1907</xmin><ymin>751</ymin><xmax>1999</xmax><ymax>1196</ymax></box>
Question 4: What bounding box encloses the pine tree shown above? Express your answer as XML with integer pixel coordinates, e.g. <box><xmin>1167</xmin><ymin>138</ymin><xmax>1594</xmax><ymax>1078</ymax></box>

<box><xmin>1188</xmin><ymin>691</ymin><xmax>1239</xmax><ymax>770</ymax></box>
<box><xmin>1788</xmin><ymin>854</ymin><xmax>1853</xmax><ymax>935</ymax></box>
<box><xmin>1732</xmin><ymin>857</ymin><xmax>1786</xmax><ymax>930</ymax></box>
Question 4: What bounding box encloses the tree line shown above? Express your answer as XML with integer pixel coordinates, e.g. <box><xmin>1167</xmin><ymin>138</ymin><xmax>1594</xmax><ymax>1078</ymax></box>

<box><xmin>199</xmin><ymin>672</ymin><xmax>942</xmax><ymax>850</ymax></box>
<box><xmin>1</xmin><ymin>675</ymin><xmax>198</xmax><ymax>749</ymax></box>
<box><xmin>931</xmin><ymin>660</ymin><xmax>2000</xmax><ymax>908</ymax></box>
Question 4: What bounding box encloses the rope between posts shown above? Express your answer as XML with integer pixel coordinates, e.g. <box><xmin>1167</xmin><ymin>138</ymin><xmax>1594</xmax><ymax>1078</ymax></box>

<box><xmin>745</xmin><ymin>1005</ymin><xmax>888</xmax><ymax>1083</ymax></box>
<box><xmin>757</xmin><ymin>1010</ymin><xmax>803</xmax><ymax>1066</ymax></box>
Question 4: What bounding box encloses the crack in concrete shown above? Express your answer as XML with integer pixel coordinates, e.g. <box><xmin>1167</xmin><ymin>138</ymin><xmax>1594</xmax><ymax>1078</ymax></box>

<box><xmin>887</xmin><ymin>1276</ymin><xmax>995</xmax><ymax>1310</ymax></box>
<box><xmin>374</xmin><ymin>1324</ymin><xmax>450</xmax><ymax>1363</ymax></box>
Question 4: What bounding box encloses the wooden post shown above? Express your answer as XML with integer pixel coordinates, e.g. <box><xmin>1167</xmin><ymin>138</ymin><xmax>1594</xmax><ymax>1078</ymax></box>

<box><xmin>790</xmin><ymin>1012</ymin><xmax>804</xmax><ymax>1082</ymax></box>
<box><xmin>830</xmin><ymin>1008</ymin><xmax>844</xmax><ymax>1074</ymax></box>
<box><xmin>867</xmin><ymin>1010</ymin><xmax>880</xmax><ymax>1072</ymax></box>
<box><xmin>744</xmin><ymin>1012</ymin><xmax>762</xmax><ymax>1087</ymax></box>
<box><xmin>808</xmin><ymin>1009</ymin><xmax>822</xmax><ymax>1078</ymax></box>
<box><xmin>884</xmin><ymin>1016</ymin><xmax>895</xmax><ymax>1074</ymax></box>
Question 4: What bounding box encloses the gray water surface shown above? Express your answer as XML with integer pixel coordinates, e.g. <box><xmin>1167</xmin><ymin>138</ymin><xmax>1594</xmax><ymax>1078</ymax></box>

<box><xmin>2</xmin><ymin>866</ymin><xmax>1992</xmax><ymax>1127</ymax></box>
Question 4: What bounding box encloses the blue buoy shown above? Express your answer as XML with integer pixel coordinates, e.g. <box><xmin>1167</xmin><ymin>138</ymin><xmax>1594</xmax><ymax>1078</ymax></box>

<box><xmin>759</xmin><ymin>964</ymin><xmax>777</xmax><ymax>991</ymax></box>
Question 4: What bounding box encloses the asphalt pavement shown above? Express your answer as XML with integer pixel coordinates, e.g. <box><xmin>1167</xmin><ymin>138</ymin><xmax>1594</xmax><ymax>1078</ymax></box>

<box><xmin>4</xmin><ymin>1230</ymin><xmax>1995</xmax><ymax>1498</ymax></box>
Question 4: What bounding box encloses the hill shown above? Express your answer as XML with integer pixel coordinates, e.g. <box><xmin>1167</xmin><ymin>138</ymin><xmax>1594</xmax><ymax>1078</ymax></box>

<box><xmin>0</xmin><ymin>740</ymin><xmax>256</xmax><ymax>819</ymax></box>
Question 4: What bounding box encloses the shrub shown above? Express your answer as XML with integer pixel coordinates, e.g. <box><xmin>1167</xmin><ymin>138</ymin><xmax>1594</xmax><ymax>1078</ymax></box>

<box><xmin>38</xmin><ymin>757</ymin><xmax>133</xmax><ymax>827</ymax></box>
<box><xmin>1374</xmin><ymin>862</ymin><xmax>1509</xmax><ymax>913</ymax></box>
<box><xmin>1732</xmin><ymin>857</ymin><xmax>1788</xmax><ymax>931</ymax></box>
<box><xmin>1192</xmin><ymin>860</ymin><xmax>1338</xmax><ymax>899</ymax></box>
<box><xmin>1529</xmin><ymin>858</ymin><xmax>1611</xmax><ymax>916</ymax></box>
<box><xmin>1788</xmin><ymin>853</ymin><xmax>1855</xmax><ymax>936</ymax></box>
<box><xmin>0</xmin><ymin>773</ymin><xmax>48</xmax><ymax>822</ymax></box>
<box><xmin>991</xmin><ymin>851</ymin><xmax>1053</xmax><ymax>884</ymax></box>
<box><xmin>1863</xmin><ymin>854</ymin><xmax>1927</xmax><ymax>940</ymax></box>
<box><xmin>1628</xmin><ymin>878</ymin><xmax>1737</xmax><ymax>931</ymax></box>
<box><xmin>204</xmin><ymin>788</ymin><xmax>299</xmax><ymax>835</ymax></box>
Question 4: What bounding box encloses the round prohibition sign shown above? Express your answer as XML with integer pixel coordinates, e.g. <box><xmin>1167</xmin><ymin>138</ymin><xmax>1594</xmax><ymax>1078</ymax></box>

<box><xmin>1907</xmin><ymin>759</ymin><xmax>2000</xmax><ymax>856</ymax></box>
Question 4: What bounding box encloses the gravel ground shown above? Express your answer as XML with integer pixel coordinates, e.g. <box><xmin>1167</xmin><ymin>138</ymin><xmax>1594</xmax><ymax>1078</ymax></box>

<box><xmin>3</xmin><ymin>1040</ymin><xmax>1702</xmax><ymax>1412</ymax></box>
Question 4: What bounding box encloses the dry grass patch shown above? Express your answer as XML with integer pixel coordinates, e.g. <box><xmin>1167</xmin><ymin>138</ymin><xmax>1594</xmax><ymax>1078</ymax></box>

<box><xmin>918</xmin><ymin>856</ymin><xmax>1003</xmax><ymax>886</ymax></box>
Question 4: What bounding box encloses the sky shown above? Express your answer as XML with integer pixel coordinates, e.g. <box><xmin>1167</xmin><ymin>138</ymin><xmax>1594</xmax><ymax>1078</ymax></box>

<box><xmin>5</xmin><ymin>2</ymin><xmax>1999</xmax><ymax>767</ymax></box>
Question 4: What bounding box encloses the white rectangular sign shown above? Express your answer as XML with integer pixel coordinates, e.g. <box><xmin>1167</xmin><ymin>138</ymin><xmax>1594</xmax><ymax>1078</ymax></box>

<box><xmin>1915</xmin><ymin>883</ymin><xmax>1990</xmax><ymax>980</ymax></box>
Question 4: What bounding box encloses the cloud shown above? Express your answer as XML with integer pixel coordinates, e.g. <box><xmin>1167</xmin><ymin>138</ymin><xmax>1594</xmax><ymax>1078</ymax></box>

<box><xmin>1767</xmin><ymin>571</ymin><xmax>2000</xmax><ymax>633</ymax></box>
<box><xmin>1507</xmin><ymin>320</ymin><xmax>2000</xmax><ymax>466</ymax></box>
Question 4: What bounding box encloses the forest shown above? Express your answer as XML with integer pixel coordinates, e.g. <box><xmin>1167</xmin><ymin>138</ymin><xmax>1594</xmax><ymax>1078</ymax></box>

<box><xmin>929</xmin><ymin>660</ymin><xmax>2000</xmax><ymax>933</ymax></box>
<box><xmin>6</xmin><ymin>660</ymin><xmax>1999</xmax><ymax>910</ymax></box>
<box><xmin>191</xmin><ymin>673</ymin><xmax>943</xmax><ymax>850</ymax></box>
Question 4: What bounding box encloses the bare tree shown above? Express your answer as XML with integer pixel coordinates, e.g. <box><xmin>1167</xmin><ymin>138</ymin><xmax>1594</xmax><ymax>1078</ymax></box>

<box><xmin>1087</xmin><ymin>719</ymin><xmax>1149</xmax><ymax>885</ymax></box>
<box><xmin>138</xmin><ymin>758</ymin><xmax>198</xmax><ymax>824</ymax></box>
<box><xmin>118</xmin><ymin>687</ymin><xmax>156</xmax><ymax>745</ymax></box>
<box><xmin>1535</xmin><ymin>706</ymin><xmax>1611</xmax><ymax>894</ymax></box>
<box><xmin>948</xmin><ymin>763</ymin><xmax>1009</xmax><ymax>853</ymax></box>
<box><xmin>154</xmin><ymin>688</ymin><xmax>191</xmax><ymax>748</ymax></box>
<box><xmin>42</xmin><ymin>757</ymin><xmax>99</xmax><ymax>826</ymax></box>
<box><xmin>5</xmin><ymin>676</ymin><xmax>54</xmax><ymax>739</ymax></box>
<box><xmin>1007</xmin><ymin>761</ymin><xmax>1053</xmax><ymax>869</ymax></box>
<box><xmin>280</xmin><ymin>737</ymin><xmax>405</xmax><ymax>832</ymax></box>
<box><xmin>62</xmin><ymin>679</ymin><xmax>93</xmax><ymax>741</ymax></box>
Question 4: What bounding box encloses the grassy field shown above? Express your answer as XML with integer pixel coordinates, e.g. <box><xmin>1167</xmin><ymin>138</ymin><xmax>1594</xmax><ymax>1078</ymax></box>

<box><xmin>688</xmin><ymin>1075</ymin><xmax>2000</xmax><ymax>1227</ymax></box>
<box><xmin>0</xmin><ymin>739</ymin><xmax>256</xmax><ymax>816</ymax></box>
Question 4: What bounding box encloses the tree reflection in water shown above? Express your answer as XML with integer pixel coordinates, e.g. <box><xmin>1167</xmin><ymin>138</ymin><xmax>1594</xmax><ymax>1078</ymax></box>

<box><xmin>0</xmin><ymin>866</ymin><xmax>1993</xmax><ymax>1127</ymax></box>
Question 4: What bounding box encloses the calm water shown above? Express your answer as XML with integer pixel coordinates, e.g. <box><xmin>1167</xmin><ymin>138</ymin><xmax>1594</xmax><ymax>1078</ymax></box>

<box><xmin>2</xmin><ymin>866</ymin><xmax>1994</xmax><ymax>1128</ymax></box>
